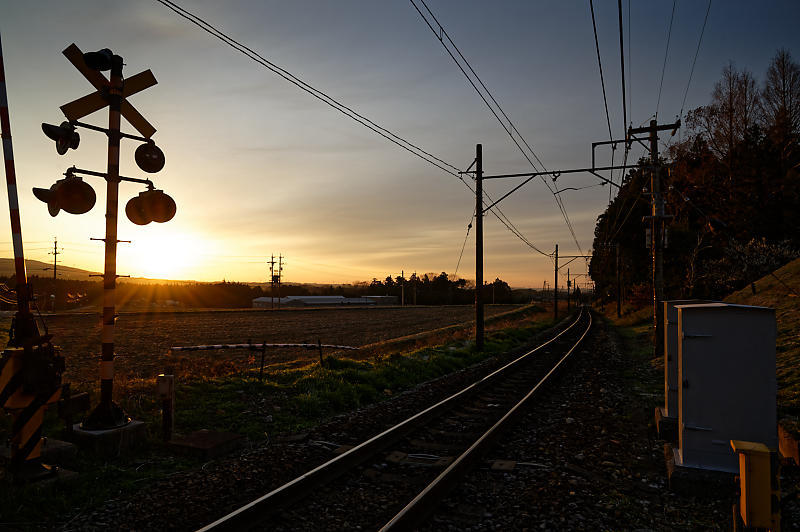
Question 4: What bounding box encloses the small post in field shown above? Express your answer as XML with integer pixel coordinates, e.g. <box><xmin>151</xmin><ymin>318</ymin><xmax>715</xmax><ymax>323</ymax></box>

<box><xmin>157</xmin><ymin>374</ymin><xmax>175</xmax><ymax>442</ymax></box>
<box><xmin>259</xmin><ymin>342</ymin><xmax>267</xmax><ymax>382</ymax></box>
<box><xmin>318</xmin><ymin>338</ymin><xmax>324</xmax><ymax>368</ymax></box>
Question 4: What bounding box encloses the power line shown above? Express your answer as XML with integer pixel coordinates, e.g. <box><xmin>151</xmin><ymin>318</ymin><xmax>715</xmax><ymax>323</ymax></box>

<box><xmin>154</xmin><ymin>0</ymin><xmax>465</xmax><ymax>182</ymax></box>
<box><xmin>590</xmin><ymin>0</ymin><xmax>613</xmax><ymax>142</ymax></box>
<box><xmin>156</xmin><ymin>0</ymin><xmax>546</xmax><ymax>261</ymax></box>
<box><xmin>680</xmin><ymin>0</ymin><xmax>712</xmax><ymax>118</ymax></box>
<box><xmin>453</xmin><ymin>211</ymin><xmax>474</xmax><ymax>276</ymax></box>
<box><xmin>655</xmin><ymin>0</ymin><xmax>677</xmax><ymax>118</ymax></box>
<box><xmin>627</xmin><ymin>0</ymin><xmax>632</xmax><ymax>123</ymax></box>
<box><xmin>618</xmin><ymin>0</ymin><xmax>627</xmax><ymax>138</ymax></box>
<box><xmin>411</xmin><ymin>0</ymin><xmax>584</xmax><ymax>259</ymax></box>
<box><xmin>588</xmin><ymin>0</ymin><xmax>617</xmax><ymax>203</ymax></box>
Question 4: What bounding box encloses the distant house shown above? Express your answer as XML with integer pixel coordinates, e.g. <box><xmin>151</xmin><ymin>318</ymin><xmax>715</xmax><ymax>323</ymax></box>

<box><xmin>252</xmin><ymin>295</ymin><xmax>396</xmax><ymax>308</ymax></box>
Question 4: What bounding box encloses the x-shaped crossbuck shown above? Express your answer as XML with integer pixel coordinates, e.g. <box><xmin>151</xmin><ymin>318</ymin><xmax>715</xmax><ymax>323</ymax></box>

<box><xmin>59</xmin><ymin>43</ymin><xmax>157</xmax><ymax>138</ymax></box>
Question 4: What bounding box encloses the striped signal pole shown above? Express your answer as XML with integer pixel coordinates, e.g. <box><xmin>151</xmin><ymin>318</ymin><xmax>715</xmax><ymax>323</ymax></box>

<box><xmin>0</xmin><ymin>33</ymin><xmax>36</xmax><ymax>339</ymax></box>
<box><xmin>0</xmin><ymin>32</ymin><xmax>64</xmax><ymax>482</ymax></box>
<box><xmin>84</xmin><ymin>53</ymin><xmax>128</xmax><ymax>429</ymax></box>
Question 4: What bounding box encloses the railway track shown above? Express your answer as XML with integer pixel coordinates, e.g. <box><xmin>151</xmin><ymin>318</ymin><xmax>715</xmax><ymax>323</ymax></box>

<box><xmin>199</xmin><ymin>306</ymin><xmax>593</xmax><ymax>531</ymax></box>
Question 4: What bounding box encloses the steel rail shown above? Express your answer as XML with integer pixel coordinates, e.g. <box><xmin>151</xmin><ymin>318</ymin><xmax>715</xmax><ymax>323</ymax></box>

<box><xmin>381</xmin><ymin>307</ymin><xmax>593</xmax><ymax>530</ymax></box>
<box><xmin>198</xmin><ymin>309</ymin><xmax>587</xmax><ymax>531</ymax></box>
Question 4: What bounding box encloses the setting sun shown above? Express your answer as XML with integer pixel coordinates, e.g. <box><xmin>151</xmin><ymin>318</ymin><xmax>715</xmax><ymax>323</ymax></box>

<box><xmin>118</xmin><ymin>229</ymin><xmax>208</xmax><ymax>280</ymax></box>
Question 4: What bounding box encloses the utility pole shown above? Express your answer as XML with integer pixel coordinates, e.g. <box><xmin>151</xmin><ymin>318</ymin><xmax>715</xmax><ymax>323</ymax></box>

<box><xmin>567</xmin><ymin>268</ymin><xmax>570</xmax><ymax>313</ymax></box>
<box><xmin>401</xmin><ymin>269</ymin><xmax>404</xmax><ymax>306</ymax></box>
<box><xmin>553</xmin><ymin>244</ymin><xmax>558</xmax><ymax>321</ymax></box>
<box><xmin>475</xmin><ymin>143</ymin><xmax>484</xmax><ymax>350</ymax></box>
<box><xmin>413</xmin><ymin>271</ymin><xmax>417</xmax><ymax>305</ymax></box>
<box><xmin>48</xmin><ymin>237</ymin><xmax>60</xmax><ymax>281</ymax></box>
<box><xmin>616</xmin><ymin>242</ymin><xmax>621</xmax><ymax>318</ymax></box>
<box><xmin>277</xmin><ymin>254</ymin><xmax>284</xmax><ymax>309</ymax></box>
<box><xmin>48</xmin><ymin>237</ymin><xmax>60</xmax><ymax>313</ymax></box>
<box><xmin>629</xmin><ymin>119</ymin><xmax>679</xmax><ymax>357</ymax></box>
<box><xmin>267</xmin><ymin>255</ymin><xmax>276</xmax><ymax>310</ymax></box>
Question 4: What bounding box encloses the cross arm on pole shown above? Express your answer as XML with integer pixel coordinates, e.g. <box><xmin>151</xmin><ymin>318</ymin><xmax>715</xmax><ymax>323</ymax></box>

<box><xmin>480</xmin><ymin>164</ymin><xmax>640</xmax><ymax>214</ymax></box>
<box><xmin>629</xmin><ymin>120</ymin><xmax>680</xmax><ymax>135</ymax></box>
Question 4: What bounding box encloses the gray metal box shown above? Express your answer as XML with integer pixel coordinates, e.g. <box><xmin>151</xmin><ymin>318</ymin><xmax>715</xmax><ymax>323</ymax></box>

<box><xmin>663</xmin><ymin>300</ymin><xmax>712</xmax><ymax>418</ymax></box>
<box><xmin>676</xmin><ymin>303</ymin><xmax>776</xmax><ymax>473</ymax></box>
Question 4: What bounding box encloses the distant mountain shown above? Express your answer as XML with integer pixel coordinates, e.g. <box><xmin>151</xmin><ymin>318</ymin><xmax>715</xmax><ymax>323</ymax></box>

<box><xmin>0</xmin><ymin>258</ymin><xmax>99</xmax><ymax>280</ymax></box>
<box><xmin>0</xmin><ymin>257</ymin><xmax>195</xmax><ymax>284</ymax></box>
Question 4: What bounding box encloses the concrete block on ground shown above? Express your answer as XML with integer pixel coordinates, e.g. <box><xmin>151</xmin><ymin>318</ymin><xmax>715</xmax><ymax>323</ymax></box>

<box><xmin>655</xmin><ymin>406</ymin><xmax>678</xmax><ymax>443</ymax></box>
<box><xmin>664</xmin><ymin>443</ymin><xmax>737</xmax><ymax>499</ymax></box>
<box><xmin>68</xmin><ymin>420</ymin><xmax>147</xmax><ymax>456</ymax></box>
<box><xmin>168</xmin><ymin>429</ymin><xmax>245</xmax><ymax>459</ymax></box>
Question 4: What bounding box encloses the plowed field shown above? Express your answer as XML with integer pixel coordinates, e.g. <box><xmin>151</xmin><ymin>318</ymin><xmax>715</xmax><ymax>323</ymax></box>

<box><xmin>22</xmin><ymin>304</ymin><xmax>535</xmax><ymax>390</ymax></box>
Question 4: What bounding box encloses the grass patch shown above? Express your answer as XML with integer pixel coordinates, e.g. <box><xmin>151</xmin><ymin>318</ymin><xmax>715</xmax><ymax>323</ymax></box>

<box><xmin>726</xmin><ymin>257</ymin><xmax>800</xmax><ymax>432</ymax></box>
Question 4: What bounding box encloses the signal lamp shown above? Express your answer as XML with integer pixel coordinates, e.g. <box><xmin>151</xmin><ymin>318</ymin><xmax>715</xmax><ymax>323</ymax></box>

<box><xmin>135</xmin><ymin>141</ymin><xmax>165</xmax><ymax>173</ymax></box>
<box><xmin>125</xmin><ymin>188</ymin><xmax>176</xmax><ymax>225</ymax></box>
<box><xmin>125</xmin><ymin>194</ymin><xmax>150</xmax><ymax>226</ymax></box>
<box><xmin>33</xmin><ymin>184</ymin><xmax>61</xmax><ymax>217</ymax></box>
<box><xmin>32</xmin><ymin>175</ymin><xmax>96</xmax><ymax>217</ymax></box>
<box><xmin>83</xmin><ymin>48</ymin><xmax>114</xmax><ymax>71</ymax></box>
<box><xmin>143</xmin><ymin>189</ymin><xmax>176</xmax><ymax>223</ymax></box>
<box><xmin>57</xmin><ymin>176</ymin><xmax>96</xmax><ymax>214</ymax></box>
<box><xmin>42</xmin><ymin>121</ymin><xmax>80</xmax><ymax>155</ymax></box>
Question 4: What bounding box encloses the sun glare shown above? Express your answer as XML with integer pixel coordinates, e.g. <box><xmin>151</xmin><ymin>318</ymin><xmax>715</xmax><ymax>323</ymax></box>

<box><xmin>120</xmin><ymin>229</ymin><xmax>207</xmax><ymax>280</ymax></box>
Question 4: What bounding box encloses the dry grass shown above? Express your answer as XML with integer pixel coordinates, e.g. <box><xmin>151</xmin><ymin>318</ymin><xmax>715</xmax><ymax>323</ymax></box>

<box><xmin>726</xmin><ymin>257</ymin><xmax>800</xmax><ymax>429</ymax></box>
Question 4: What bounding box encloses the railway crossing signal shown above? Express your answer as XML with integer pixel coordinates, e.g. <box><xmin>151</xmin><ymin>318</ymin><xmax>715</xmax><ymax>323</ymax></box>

<box><xmin>34</xmin><ymin>43</ymin><xmax>176</xmax><ymax>430</ymax></box>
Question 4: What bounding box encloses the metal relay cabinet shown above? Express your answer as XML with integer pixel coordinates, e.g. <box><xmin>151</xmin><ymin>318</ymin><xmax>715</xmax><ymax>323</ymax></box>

<box><xmin>662</xmin><ymin>300</ymin><xmax>711</xmax><ymax>419</ymax></box>
<box><xmin>675</xmin><ymin>303</ymin><xmax>776</xmax><ymax>473</ymax></box>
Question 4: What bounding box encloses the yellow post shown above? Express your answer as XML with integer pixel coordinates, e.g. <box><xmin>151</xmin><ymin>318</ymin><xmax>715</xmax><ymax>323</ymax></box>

<box><xmin>730</xmin><ymin>440</ymin><xmax>780</xmax><ymax>530</ymax></box>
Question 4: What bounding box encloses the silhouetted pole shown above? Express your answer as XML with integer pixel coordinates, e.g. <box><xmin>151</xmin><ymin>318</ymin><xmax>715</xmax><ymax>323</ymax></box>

<box><xmin>475</xmin><ymin>143</ymin><xmax>484</xmax><ymax>350</ymax></box>
<box><xmin>277</xmin><ymin>254</ymin><xmax>283</xmax><ymax>309</ymax></box>
<box><xmin>401</xmin><ymin>269</ymin><xmax>404</xmax><ymax>306</ymax></box>
<box><xmin>268</xmin><ymin>254</ymin><xmax>275</xmax><ymax>310</ymax></box>
<box><xmin>630</xmin><ymin>119</ymin><xmax>679</xmax><ymax>357</ymax></box>
<box><xmin>0</xmin><ymin>32</ymin><xmax>37</xmax><ymax>340</ymax></box>
<box><xmin>85</xmin><ymin>52</ymin><xmax>126</xmax><ymax>428</ymax></box>
<box><xmin>567</xmin><ymin>267</ymin><xmax>570</xmax><ymax>312</ymax></box>
<box><xmin>50</xmin><ymin>238</ymin><xmax>59</xmax><ymax>280</ymax></box>
<box><xmin>616</xmin><ymin>242</ymin><xmax>621</xmax><ymax>318</ymax></box>
<box><xmin>650</xmin><ymin>121</ymin><xmax>662</xmax><ymax>342</ymax></box>
<box><xmin>553</xmin><ymin>244</ymin><xmax>558</xmax><ymax>321</ymax></box>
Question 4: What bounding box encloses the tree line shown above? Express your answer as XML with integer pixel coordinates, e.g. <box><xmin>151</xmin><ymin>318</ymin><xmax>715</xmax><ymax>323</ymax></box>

<box><xmin>590</xmin><ymin>49</ymin><xmax>800</xmax><ymax>302</ymax></box>
<box><xmin>1</xmin><ymin>272</ymin><xmax>521</xmax><ymax>310</ymax></box>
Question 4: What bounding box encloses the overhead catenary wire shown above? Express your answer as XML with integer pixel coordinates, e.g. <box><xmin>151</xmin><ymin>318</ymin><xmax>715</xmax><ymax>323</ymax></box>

<box><xmin>590</xmin><ymin>0</ymin><xmax>613</xmax><ymax>142</ymax></box>
<box><xmin>618</xmin><ymin>0</ymin><xmax>627</xmax><ymax>140</ymax></box>
<box><xmin>627</xmin><ymin>0</ymin><xmax>632</xmax><ymax>122</ymax></box>
<box><xmin>679</xmin><ymin>0</ymin><xmax>712</xmax><ymax>118</ymax></box>
<box><xmin>411</xmin><ymin>0</ymin><xmax>584</xmax><ymax>259</ymax></box>
<box><xmin>588</xmin><ymin>0</ymin><xmax>617</xmax><ymax>203</ymax></box>
<box><xmin>453</xmin><ymin>210</ymin><xmax>474</xmax><ymax>277</ymax></box>
<box><xmin>655</xmin><ymin>0</ymin><xmax>677</xmax><ymax>118</ymax></box>
<box><xmin>154</xmin><ymin>0</ymin><xmax>464</xmax><ymax>181</ymax></box>
<box><xmin>156</xmin><ymin>0</ymin><xmax>546</xmax><ymax>259</ymax></box>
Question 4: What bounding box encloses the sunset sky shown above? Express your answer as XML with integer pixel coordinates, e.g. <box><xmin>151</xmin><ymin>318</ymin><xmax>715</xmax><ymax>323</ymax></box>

<box><xmin>2</xmin><ymin>1</ymin><xmax>799</xmax><ymax>287</ymax></box>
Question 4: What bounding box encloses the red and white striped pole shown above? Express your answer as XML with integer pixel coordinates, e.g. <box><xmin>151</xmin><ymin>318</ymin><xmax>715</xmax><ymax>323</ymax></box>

<box><xmin>0</xmin><ymin>32</ymin><xmax>37</xmax><ymax>342</ymax></box>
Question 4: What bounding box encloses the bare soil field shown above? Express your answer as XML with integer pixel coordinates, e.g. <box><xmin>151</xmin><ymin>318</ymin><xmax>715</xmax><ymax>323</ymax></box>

<box><xmin>10</xmin><ymin>304</ymin><xmax>533</xmax><ymax>390</ymax></box>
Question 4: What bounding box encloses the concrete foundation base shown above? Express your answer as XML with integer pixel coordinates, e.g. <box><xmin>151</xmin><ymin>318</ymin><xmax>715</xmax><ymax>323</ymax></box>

<box><xmin>664</xmin><ymin>444</ymin><xmax>737</xmax><ymax>498</ymax></box>
<box><xmin>654</xmin><ymin>406</ymin><xmax>678</xmax><ymax>443</ymax></box>
<box><xmin>169</xmin><ymin>429</ymin><xmax>245</xmax><ymax>459</ymax></box>
<box><xmin>69</xmin><ymin>420</ymin><xmax>146</xmax><ymax>456</ymax></box>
